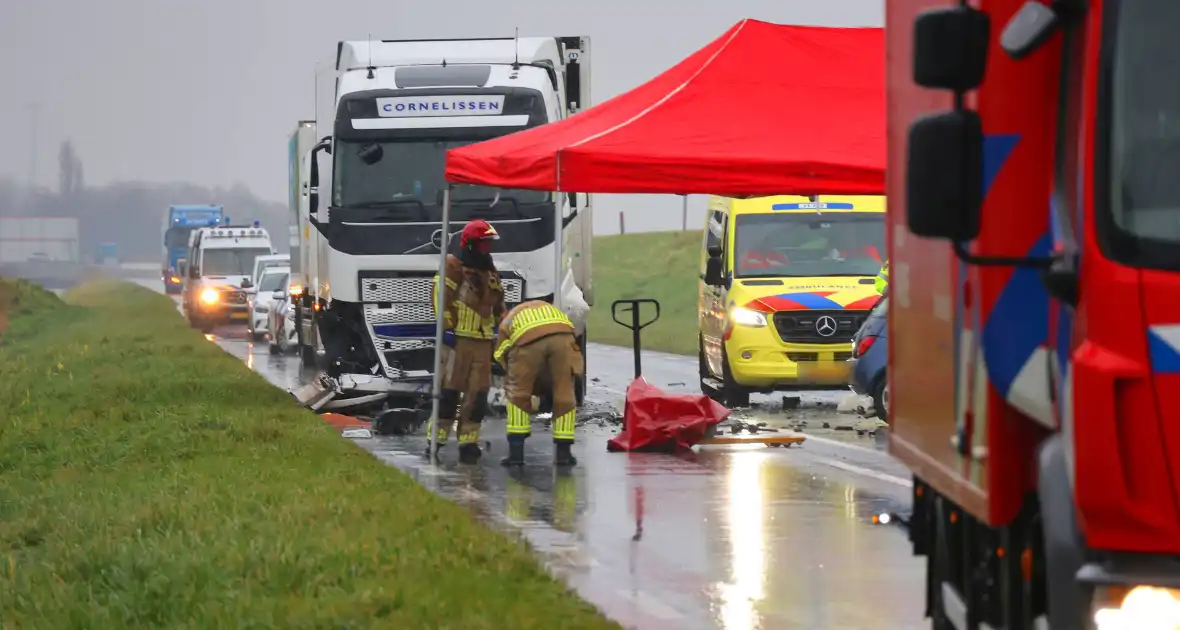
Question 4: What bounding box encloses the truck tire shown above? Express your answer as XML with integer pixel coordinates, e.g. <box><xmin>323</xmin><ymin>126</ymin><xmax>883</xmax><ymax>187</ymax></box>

<box><xmin>298</xmin><ymin>304</ymin><xmax>317</xmax><ymax>367</ymax></box>
<box><xmin>1037</xmin><ymin>436</ymin><xmax>1088</xmax><ymax>630</ymax></box>
<box><xmin>929</xmin><ymin>498</ymin><xmax>957</xmax><ymax>630</ymax></box>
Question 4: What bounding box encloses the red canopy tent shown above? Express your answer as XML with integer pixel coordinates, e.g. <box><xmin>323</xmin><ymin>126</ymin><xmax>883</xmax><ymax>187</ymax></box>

<box><xmin>444</xmin><ymin>19</ymin><xmax>885</xmax><ymax>196</ymax></box>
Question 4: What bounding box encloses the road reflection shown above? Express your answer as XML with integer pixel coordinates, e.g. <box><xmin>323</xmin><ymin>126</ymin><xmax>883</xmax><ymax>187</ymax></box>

<box><xmin>719</xmin><ymin>450</ymin><xmax>767</xmax><ymax>630</ymax></box>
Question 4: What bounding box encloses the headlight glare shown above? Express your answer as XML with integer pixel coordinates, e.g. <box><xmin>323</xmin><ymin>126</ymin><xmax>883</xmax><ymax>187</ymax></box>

<box><xmin>730</xmin><ymin>306</ymin><xmax>768</xmax><ymax>328</ymax></box>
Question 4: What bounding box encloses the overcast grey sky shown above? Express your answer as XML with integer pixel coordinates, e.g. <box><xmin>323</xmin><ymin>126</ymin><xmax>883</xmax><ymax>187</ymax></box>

<box><xmin>0</xmin><ymin>0</ymin><xmax>882</xmax><ymax>233</ymax></box>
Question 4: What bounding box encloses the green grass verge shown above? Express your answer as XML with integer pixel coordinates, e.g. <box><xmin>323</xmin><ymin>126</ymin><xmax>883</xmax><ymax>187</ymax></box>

<box><xmin>587</xmin><ymin>231</ymin><xmax>701</xmax><ymax>357</ymax></box>
<box><xmin>0</xmin><ymin>278</ymin><xmax>620</xmax><ymax>630</ymax></box>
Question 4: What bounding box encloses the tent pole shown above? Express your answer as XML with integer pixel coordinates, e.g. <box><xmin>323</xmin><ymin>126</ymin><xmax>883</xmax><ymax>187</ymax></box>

<box><xmin>553</xmin><ymin>152</ymin><xmax>564</xmax><ymax>310</ymax></box>
<box><xmin>429</xmin><ymin>185</ymin><xmax>452</xmax><ymax>463</ymax></box>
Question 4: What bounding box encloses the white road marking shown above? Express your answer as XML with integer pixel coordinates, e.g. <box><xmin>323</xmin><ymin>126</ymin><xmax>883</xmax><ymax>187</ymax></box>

<box><xmin>809</xmin><ymin>457</ymin><xmax>912</xmax><ymax>488</ymax></box>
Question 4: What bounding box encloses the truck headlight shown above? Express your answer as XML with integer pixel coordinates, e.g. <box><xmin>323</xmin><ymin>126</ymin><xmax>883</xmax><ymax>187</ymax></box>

<box><xmin>289</xmin><ymin>283</ymin><xmax>302</xmax><ymax>296</ymax></box>
<box><xmin>199</xmin><ymin>288</ymin><xmax>220</xmax><ymax>305</ymax></box>
<box><xmin>1094</xmin><ymin>585</ymin><xmax>1180</xmax><ymax>630</ymax></box>
<box><xmin>730</xmin><ymin>306</ymin><xmax>768</xmax><ymax>328</ymax></box>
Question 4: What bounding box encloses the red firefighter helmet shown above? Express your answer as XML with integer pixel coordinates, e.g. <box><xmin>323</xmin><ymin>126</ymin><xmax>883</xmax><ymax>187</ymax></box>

<box><xmin>460</xmin><ymin>219</ymin><xmax>500</xmax><ymax>250</ymax></box>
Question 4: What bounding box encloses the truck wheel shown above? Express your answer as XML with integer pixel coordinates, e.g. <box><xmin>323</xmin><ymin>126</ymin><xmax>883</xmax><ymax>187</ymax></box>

<box><xmin>929</xmin><ymin>498</ymin><xmax>957</xmax><ymax>630</ymax></box>
<box><xmin>872</xmin><ymin>375</ymin><xmax>889</xmax><ymax>423</ymax></box>
<box><xmin>720</xmin><ymin>346</ymin><xmax>749</xmax><ymax>408</ymax></box>
<box><xmin>299</xmin><ymin>307</ymin><xmax>317</xmax><ymax>367</ymax></box>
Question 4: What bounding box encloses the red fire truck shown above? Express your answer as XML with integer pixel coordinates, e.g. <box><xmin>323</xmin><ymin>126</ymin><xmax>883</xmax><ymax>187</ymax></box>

<box><xmin>888</xmin><ymin>0</ymin><xmax>1180</xmax><ymax>628</ymax></box>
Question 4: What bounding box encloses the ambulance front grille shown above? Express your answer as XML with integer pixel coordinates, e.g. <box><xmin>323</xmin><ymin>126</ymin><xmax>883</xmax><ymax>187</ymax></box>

<box><xmin>773</xmin><ymin>310</ymin><xmax>867</xmax><ymax>344</ymax></box>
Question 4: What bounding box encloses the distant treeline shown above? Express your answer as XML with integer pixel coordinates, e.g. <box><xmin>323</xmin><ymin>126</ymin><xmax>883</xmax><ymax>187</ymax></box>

<box><xmin>0</xmin><ymin>176</ymin><xmax>288</xmax><ymax>263</ymax></box>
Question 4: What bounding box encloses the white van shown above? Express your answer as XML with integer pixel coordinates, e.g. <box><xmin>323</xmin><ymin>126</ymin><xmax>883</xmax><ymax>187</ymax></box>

<box><xmin>182</xmin><ymin>225</ymin><xmax>275</xmax><ymax>332</ymax></box>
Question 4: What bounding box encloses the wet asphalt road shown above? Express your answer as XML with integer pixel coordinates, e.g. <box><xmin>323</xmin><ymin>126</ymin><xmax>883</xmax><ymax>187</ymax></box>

<box><xmin>136</xmin><ymin>278</ymin><xmax>926</xmax><ymax>629</ymax></box>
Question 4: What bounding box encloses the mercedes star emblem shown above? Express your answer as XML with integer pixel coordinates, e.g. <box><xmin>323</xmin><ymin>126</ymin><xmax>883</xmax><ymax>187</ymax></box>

<box><xmin>815</xmin><ymin>315</ymin><xmax>838</xmax><ymax>337</ymax></box>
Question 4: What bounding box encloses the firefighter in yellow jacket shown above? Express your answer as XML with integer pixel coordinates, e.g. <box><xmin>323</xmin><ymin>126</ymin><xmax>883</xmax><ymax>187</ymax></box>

<box><xmin>494</xmin><ymin>299</ymin><xmax>584</xmax><ymax>467</ymax></box>
<box><xmin>430</xmin><ymin>219</ymin><xmax>505</xmax><ymax>464</ymax></box>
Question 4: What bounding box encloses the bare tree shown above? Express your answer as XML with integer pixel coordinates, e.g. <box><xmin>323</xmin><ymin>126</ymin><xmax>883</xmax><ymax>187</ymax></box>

<box><xmin>57</xmin><ymin>140</ymin><xmax>83</xmax><ymax>196</ymax></box>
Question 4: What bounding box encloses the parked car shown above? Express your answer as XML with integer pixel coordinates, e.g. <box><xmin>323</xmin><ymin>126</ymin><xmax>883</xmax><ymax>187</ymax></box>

<box><xmin>247</xmin><ymin>266</ymin><xmax>289</xmax><ymax>341</ymax></box>
<box><xmin>267</xmin><ymin>275</ymin><xmax>298</xmax><ymax>354</ymax></box>
<box><xmin>850</xmin><ymin>291</ymin><xmax>888</xmax><ymax>421</ymax></box>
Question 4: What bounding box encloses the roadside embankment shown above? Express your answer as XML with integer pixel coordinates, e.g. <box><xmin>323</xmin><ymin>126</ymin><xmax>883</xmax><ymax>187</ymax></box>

<box><xmin>0</xmin><ymin>278</ymin><xmax>620</xmax><ymax>629</ymax></box>
<box><xmin>587</xmin><ymin>230</ymin><xmax>700</xmax><ymax>356</ymax></box>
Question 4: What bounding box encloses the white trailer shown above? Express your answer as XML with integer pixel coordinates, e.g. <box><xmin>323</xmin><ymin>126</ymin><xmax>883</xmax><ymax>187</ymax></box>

<box><xmin>296</xmin><ymin>35</ymin><xmax>593</xmax><ymax>403</ymax></box>
<box><xmin>0</xmin><ymin>217</ymin><xmax>80</xmax><ymax>263</ymax></box>
<box><xmin>288</xmin><ymin>121</ymin><xmax>321</xmax><ymax>365</ymax></box>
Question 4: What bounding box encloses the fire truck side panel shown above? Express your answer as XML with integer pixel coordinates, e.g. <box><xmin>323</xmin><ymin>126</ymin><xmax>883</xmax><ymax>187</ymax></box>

<box><xmin>884</xmin><ymin>0</ymin><xmax>974</xmax><ymax>514</ymax></box>
<box><xmin>888</xmin><ymin>0</ymin><xmax>1063</xmax><ymax>527</ymax></box>
<box><xmin>970</xmin><ymin>0</ymin><xmax>1061</xmax><ymax>527</ymax></box>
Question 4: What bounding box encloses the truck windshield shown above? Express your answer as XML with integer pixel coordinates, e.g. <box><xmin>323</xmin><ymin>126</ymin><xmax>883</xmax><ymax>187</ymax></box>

<box><xmin>202</xmin><ymin>248</ymin><xmax>272</xmax><ymax>276</ymax></box>
<box><xmin>165</xmin><ymin>227</ymin><xmax>194</xmax><ymax>249</ymax></box>
<box><xmin>1105</xmin><ymin>0</ymin><xmax>1180</xmax><ymax>268</ymax></box>
<box><xmin>332</xmin><ymin>138</ymin><xmax>550</xmax><ymax>217</ymax></box>
<box><xmin>733</xmin><ymin>213</ymin><xmax>885</xmax><ymax>278</ymax></box>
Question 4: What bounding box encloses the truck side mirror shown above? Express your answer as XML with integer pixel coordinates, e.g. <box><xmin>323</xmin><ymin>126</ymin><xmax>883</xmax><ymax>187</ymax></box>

<box><xmin>912</xmin><ymin>7</ymin><xmax>990</xmax><ymax>91</ymax></box>
<box><xmin>177</xmin><ymin>260</ymin><xmax>186</xmax><ymax>275</ymax></box>
<box><xmin>1000</xmin><ymin>1</ymin><xmax>1062</xmax><ymax>60</ymax></box>
<box><xmin>241</xmin><ymin>278</ymin><xmax>254</xmax><ymax>289</ymax></box>
<box><xmin>906</xmin><ymin>109</ymin><xmax>983</xmax><ymax>242</ymax></box>
<box><xmin>704</xmin><ymin>244</ymin><xmax>725</xmax><ymax>286</ymax></box>
<box><xmin>189</xmin><ymin>265</ymin><xmax>200</xmax><ymax>279</ymax></box>
<box><xmin>308</xmin><ymin>138</ymin><xmax>331</xmax><ymax>220</ymax></box>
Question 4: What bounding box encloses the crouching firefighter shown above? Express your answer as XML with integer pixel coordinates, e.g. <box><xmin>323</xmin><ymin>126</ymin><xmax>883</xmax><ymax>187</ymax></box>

<box><xmin>495</xmin><ymin>300</ymin><xmax>585</xmax><ymax>467</ymax></box>
<box><xmin>429</xmin><ymin>219</ymin><xmax>505</xmax><ymax>464</ymax></box>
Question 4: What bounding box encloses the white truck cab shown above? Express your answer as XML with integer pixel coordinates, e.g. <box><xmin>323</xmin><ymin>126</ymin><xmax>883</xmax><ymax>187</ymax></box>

<box><xmin>182</xmin><ymin>225</ymin><xmax>275</xmax><ymax>332</ymax></box>
<box><xmin>294</xmin><ymin>35</ymin><xmax>593</xmax><ymax>401</ymax></box>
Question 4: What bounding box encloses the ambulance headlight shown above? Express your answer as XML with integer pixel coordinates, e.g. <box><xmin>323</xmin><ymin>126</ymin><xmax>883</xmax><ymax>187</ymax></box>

<box><xmin>730</xmin><ymin>307</ymin><xmax>768</xmax><ymax>328</ymax></box>
<box><xmin>199</xmin><ymin>288</ymin><xmax>220</xmax><ymax>305</ymax></box>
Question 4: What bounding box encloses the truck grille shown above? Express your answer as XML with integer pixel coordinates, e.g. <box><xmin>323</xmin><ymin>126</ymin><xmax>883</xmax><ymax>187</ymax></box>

<box><xmin>773</xmin><ymin>310</ymin><xmax>867</xmax><ymax>344</ymax></box>
<box><xmin>358</xmin><ymin>272</ymin><xmax>526</xmax><ymax>379</ymax></box>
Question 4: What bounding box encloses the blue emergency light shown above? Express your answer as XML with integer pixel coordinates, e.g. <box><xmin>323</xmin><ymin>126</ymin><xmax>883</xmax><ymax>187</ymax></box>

<box><xmin>772</xmin><ymin>202</ymin><xmax>855</xmax><ymax>210</ymax></box>
<box><xmin>253</xmin><ymin>220</ymin><xmax>260</xmax><ymax>227</ymax></box>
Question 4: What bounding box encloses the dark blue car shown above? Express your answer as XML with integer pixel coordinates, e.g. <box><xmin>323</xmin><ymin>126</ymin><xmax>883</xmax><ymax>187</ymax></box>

<box><xmin>850</xmin><ymin>291</ymin><xmax>888</xmax><ymax>421</ymax></box>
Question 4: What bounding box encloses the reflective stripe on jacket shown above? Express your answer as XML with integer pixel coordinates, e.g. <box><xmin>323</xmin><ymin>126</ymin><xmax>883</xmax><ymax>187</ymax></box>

<box><xmin>494</xmin><ymin>300</ymin><xmax>574</xmax><ymax>365</ymax></box>
<box><xmin>875</xmin><ymin>260</ymin><xmax>889</xmax><ymax>295</ymax></box>
<box><xmin>432</xmin><ymin>254</ymin><xmax>504</xmax><ymax>340</ymax></box>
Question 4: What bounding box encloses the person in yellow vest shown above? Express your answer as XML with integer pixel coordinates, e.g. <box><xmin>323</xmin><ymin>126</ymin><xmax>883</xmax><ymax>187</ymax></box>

<box><xmin>429</xmin><ymin>219</ymin><xmax>505</xmax><ymax>464</ymax></box>
<box><xmin>875</xmin><ymin>259</ymin><xmax>889</xmax><ymax>294</ymax></box>
<box><xmin>494</xmin><ymin>299</ymin><xmax>584</xmax><ymax>467</ymax></box>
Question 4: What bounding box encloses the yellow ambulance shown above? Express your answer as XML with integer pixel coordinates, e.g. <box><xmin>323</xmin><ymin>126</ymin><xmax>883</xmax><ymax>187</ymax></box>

<box><xmin>698</xmin><ymin>194</ymin><xmax>886</xmax><ymax>407</ymax></box>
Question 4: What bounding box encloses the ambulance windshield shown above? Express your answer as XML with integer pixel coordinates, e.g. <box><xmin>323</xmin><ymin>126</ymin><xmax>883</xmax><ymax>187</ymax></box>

<box><xmin>733</xmin><ymin>213</ymin><xmax>885</xmax><ymax>279</ymax></box>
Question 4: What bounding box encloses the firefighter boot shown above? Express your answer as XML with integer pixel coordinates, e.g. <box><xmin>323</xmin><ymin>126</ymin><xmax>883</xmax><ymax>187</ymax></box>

<box><xmin>555</xmin><ymin>441</ymin><xmax>578</xmax><ymax>467</ymax></box>
<box><xmin>458</xmin><ymin>443</ymin><xmax>482</xmax><ymax>464</ymax></box>
<box><xmin>500</xmin><ymin>440</ymin><xmax>525</xmax><ymax>467</ymax></box>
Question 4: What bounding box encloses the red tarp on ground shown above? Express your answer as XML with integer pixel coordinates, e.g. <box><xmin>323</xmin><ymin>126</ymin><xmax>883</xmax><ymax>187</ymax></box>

<box><xmin>608</xmin><ymin>378</ymin><xmax>731</xmax><ymax>452</ymax></box>
<box><xmin>445</xmin><ymin>19</ymin><xmax>885</xmax><ymax>196</ymax></box>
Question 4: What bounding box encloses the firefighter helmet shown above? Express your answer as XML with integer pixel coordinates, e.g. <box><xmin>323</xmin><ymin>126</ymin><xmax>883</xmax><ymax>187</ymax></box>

<box><xmin>460</xmin><ymin>219</ymin><xmax>500</xmax><ymax>250</ymax></box>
